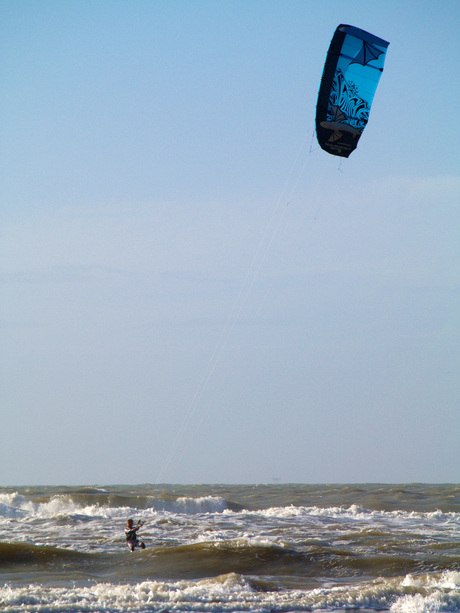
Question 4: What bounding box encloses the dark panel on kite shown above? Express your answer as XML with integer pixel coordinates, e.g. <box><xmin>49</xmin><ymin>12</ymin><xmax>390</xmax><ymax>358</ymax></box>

<box><xmin>316</xmin><ymin>24</ymin><xmax>389</xmax><ymax>158</ymax></box>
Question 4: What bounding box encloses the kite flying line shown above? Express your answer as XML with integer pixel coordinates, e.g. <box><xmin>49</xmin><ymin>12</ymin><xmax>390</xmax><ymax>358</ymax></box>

<box><xmin>153</xmin><ymin>121</ymin><xmax>326</xmax><ymax>485</ymax></box>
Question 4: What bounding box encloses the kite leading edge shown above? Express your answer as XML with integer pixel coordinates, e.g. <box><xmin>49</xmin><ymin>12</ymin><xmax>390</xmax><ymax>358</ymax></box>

<box><xmin>316</xmin><ymin>24</ymin><xmax>389</xmax><ymax>158</ymax></box>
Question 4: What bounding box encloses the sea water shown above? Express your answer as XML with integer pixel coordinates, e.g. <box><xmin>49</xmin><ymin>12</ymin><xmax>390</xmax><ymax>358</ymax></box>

<box><xmin>0</xmin><ymin>484</ymin><xmax>459</xmax><ymax>612</ymax></box>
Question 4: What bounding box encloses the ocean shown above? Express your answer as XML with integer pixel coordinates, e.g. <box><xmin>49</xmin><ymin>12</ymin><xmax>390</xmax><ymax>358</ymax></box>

<box><xmin>0</xmin><ymin>483</ymin><xmax>459</xmax><ymax>612</ymax></box>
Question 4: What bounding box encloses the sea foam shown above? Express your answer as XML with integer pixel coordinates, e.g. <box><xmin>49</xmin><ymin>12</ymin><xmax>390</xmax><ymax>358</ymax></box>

<box><xmin>2</xmin><ymin>572</ymin><xmax>460</xmax><ymax>613</ymax></box>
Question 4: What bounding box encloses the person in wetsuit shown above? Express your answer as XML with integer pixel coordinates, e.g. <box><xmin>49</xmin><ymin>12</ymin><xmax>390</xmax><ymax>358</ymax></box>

<box><xmin>125</xmin><ymin>519</ymin><xmax>145</xmax><ymax>551</ymax></box>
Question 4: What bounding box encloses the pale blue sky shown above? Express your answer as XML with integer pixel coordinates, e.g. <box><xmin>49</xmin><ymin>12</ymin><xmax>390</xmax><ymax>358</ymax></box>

<box><xmin>1</xmin><ymin>0</ymin><xmax>459</xmax><ymax>485</ymax></box>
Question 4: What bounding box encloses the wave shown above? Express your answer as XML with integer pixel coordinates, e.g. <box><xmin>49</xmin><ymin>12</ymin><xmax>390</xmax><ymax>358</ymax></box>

<box><xmin>250</xmin><ymin>502</ymin><xmax>460</xmax><ymax>522</ymax></box>
<box><xmin>2</xmin><ymin>536</ymin><xmax>458</xmax><ymax>586</ymax></box>
<box><xmin>0</xmin><ymin>540</ymin><xmax>306</xmax><ymax>580</ymax></box>
<box><xmin>3</xmin><ymin>490</ymin><xmax>458</xmax><ymax>526</ymax></box>
<box><xmin>1</xmin><ymin>571</ymin><xmax>459</xmax><ymax>612</ymax></box>
<box><xmin>0</xmin><ymin>542</ymin><xmax>95</xmax><ymax>572</ymax></box>
<box><xmin>0</xmin><ymin>492</ymin><xmax>237</xmax><ymax>520</ymax></box>
<box><xmin>146</xmin><ymin>495</ymin><xmax>233</xmax><ymax>514</ymax></box>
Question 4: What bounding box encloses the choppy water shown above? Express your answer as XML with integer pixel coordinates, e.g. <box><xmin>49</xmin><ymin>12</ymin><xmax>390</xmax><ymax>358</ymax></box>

<box><xmin>0</xmin><ymin>484</ymin><xmax>459</xmax><ymax>612</ymax></box>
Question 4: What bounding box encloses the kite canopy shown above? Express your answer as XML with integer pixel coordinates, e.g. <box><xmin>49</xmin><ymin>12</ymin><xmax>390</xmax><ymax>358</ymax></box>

<box><xmin>316</xmin><ymin>24</ymin><xmax>389</xmax><ymax>158</ymax></box>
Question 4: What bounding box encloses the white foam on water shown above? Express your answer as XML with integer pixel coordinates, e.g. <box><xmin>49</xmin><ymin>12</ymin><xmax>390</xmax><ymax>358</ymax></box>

<box><xmin>242</xmin><ymin>504</ymin><xmax>460</xmax><ymax>541</ymax></box>
<box><xmin>148</xmin><ymin>495</ymin><xmax>228</xmax><ymax>514</ymax></box>
<box><xmin>390</xmin><ymin>572</ymin><xmax>460</xmax><ymax>613</ymax></box>
<box><xmin>0</xmin><ymin>493</ymin><xmax>229</xmax><ymax>522</ymax></box>
<box><xmin>0</xmin><ymin>493</ymin><xmax>33</xmax><ymax>519</ymax></box>
<box><xmin>2</xmin><ymin>572</ymin><xmax>459</xmax><ymax>613</ymax></box>
<box><xmin>0</xmin><ymin>492</ymin><xmax>234</xmax><ymax>554</ymax></box>
<box><xmin>401</xmin><ymin>571</ymin><xmax>460</xmax><ymax>590</ymax></box>
<box><xmin>1</xmin><ymin>492</ymin><xmax>458</xmax><ymax>532</ymax></box>
<box><xmin>390</xmin><ymin>590</ymin><xmax>460</xmax><ymax>613</ymax></box>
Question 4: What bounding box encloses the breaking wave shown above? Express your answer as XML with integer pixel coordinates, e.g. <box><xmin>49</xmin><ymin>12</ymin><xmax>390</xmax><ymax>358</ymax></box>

<box><xmin>1</xmin><ymin>571</ymin><xmax>459</xmax><ymax>612</ymax></box>
<box><xmin>0</xmin><ymin>492</ymin><xmax>232</xmax><ymax>520</ymax></box>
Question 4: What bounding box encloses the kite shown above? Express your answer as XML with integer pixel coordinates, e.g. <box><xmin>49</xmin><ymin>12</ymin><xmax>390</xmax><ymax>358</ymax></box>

<box><xmin>316</xmin><ymin>24</ymin><xmax>389</xmax><ymax>158</ymax></box>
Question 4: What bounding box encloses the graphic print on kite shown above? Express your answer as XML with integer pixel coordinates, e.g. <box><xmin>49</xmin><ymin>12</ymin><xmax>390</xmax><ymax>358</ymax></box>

<box><xmin>316</xmin><ymin>25</ymin><xmax>389</xmax><ymax>158</ymax></box>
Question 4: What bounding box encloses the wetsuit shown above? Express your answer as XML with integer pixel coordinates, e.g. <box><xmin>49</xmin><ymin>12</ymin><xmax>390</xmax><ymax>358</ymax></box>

<box><xmin>125</xmin><ymin>523</ymin><xmax>145</xmax><ymax>551</ymax></box>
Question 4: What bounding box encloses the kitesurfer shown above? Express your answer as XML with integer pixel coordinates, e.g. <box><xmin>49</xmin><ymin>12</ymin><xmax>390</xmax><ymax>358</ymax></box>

<box><xmin>125</xmin><ymin>519</ymin><xmax>145</xmax><ymax>552</ymax></box>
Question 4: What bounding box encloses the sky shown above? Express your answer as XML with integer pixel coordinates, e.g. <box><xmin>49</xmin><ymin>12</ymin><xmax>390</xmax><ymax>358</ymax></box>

<box><xmin>1</xmin><ymin>0</ymin><xmax>459</xmax><ymax>486</ymax></box>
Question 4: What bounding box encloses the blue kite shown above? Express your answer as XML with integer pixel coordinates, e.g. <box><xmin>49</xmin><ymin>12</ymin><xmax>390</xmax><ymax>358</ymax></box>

<box><xmin>316</xmin><ymin>24</ymin><xmax>389</xmax><ymax>157</ymax></box>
